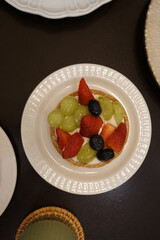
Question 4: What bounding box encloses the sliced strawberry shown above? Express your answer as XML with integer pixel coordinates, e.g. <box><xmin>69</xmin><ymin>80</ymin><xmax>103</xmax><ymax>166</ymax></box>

<box><xmin>62</xmin><ymin>132</ymin><xmax>84</xmax><ymax>159</ymax></box>
<box><xmin>106</xmin><ymin>122</ymin><xmax>127</xmax><ymax>152</ymax></box>
<box><xmin>80</xmin><ymin>114</ymin><xmax>103</xmax><ymax>138</ymax></box>
<box><xmin>78</xmin><ymin>78</ymin><xmax>94</xmax><ymax>105</ymax></box>
<box><xmin>56</xmin><ymin>128</ymin><xmax>71</xmax><ymax>150</ymax></box>
<box><xmin>100</xmin><ymin>123</ymin><xmax>115</xmax><ymax>147</ymax></box>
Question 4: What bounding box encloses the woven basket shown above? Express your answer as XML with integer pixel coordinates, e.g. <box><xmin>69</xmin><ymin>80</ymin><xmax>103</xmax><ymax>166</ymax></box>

<box><xmin>15</xmin><ymin>206</ymin><xmax>85</xmax><ymax>240</ymax></box>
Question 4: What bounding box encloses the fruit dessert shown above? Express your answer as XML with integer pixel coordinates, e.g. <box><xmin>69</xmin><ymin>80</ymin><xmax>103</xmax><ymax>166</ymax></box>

<box><xmin>48</xmin><ymin>78</ymin><xmax>129</xmax><ymax>168</ymax></box>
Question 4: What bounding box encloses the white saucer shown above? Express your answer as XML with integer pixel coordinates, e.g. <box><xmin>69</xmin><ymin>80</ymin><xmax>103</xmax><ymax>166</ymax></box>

<box><xmin>0</xmin><ymin>127</ymin><xmax>17</xmax><ymax>215</ymax></box>
<box><xmin>5</xmin><ymin>0</ymin><xmax>112</xmax><ymax>19</ymax></box>
<box><xmin>21</xmin><ymin>63</ymin><xmax>152</xmax><ymax>195</ymax></box>
<box><xmin>145</xmin><ymin>0</ymin><xmax>160</xmax><ymax>86</ymax></box>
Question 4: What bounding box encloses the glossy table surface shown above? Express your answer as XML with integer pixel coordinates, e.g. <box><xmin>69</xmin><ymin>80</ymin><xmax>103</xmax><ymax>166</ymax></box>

<box><xmin>0</xmin><ymin>0</ymin><xmax>160</xmax><ymax>239</ymax></box>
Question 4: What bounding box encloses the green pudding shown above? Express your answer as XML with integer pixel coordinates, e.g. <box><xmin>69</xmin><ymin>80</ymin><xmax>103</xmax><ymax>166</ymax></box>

<box><xmin>19</xmin><ymin>220</ymin><xmax>77</xmax><ymax>240</ymax></box>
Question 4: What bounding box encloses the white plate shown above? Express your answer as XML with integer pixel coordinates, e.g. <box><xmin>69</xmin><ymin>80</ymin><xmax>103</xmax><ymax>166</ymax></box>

<box><xmin>145</xmin><ymin>0</ymin><xmax>160</xmax><ymax>86</ymax></box>
<box><xmin>0</xmin><ymin>127</ymin><xmax>17</xmax><ymax>215</ymax></box>
<box><xmin>5</xmin><ymin>0</ymin><xmax>112</xmax><ymax>19</ymax></box>
<box><xmin>21</xmin><ymin>64</ymin><xmax>151</xmax><ymax>195</ymax></box>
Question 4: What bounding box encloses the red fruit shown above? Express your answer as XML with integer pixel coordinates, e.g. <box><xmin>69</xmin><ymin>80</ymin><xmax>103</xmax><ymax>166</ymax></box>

<box><xmin>100</xmin><ymin>123</ymin><xmax>115</xmax><ymax>146</ymax></box>
<box><xmin>78</xmin><ymin>78</ymin><xmax>94</xmax><ymax>105</ymax></box>
<box><xmin>62</xmin><ymin>132</ymin><xmax>84</xmax><ymax>159</ymax></box>
<box><xmin>106</xmin><ymin>122</ymin><xmax>127</xmax><ymax>152</ymax></box>
<box><xmin>56</xmin><ymin>128</ymin><xmax>71</xmax><ymax>150</ymax></box>
<box><xmin>80</xmin><ymin>114</ymin><xmax>103</xmax><ymax>138</ymax></box>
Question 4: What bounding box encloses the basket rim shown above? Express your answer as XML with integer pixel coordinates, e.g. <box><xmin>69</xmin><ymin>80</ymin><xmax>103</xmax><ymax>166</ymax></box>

<box><xmin>15</xmin><ymin>206</ymin><xmax>85</xmax><ymax>240</ymax></box>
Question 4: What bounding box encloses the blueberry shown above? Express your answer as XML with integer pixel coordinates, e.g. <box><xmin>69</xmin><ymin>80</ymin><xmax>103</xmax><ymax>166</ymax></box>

<box><xmin>89</xmin><ymin>135</ymin><xmax>104</xmax><ymax>151</ymax></box>
<box><xmin>88</xmin><ymin>99</ymin><xmax>102</xmax><ymax>116</ymax></box>
<box><xmin>97</xmin><ymin>148</ymin><xmax>114</xmax><ymax>161</ymax></box>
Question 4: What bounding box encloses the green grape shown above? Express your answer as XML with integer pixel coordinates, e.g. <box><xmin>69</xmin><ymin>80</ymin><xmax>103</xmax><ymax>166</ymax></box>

<box><xmin>98</xmin><ymin>96</ymin><xmax>113</xmax><ymax>120</ymax></box>
<box><xmin>74</xmin><ymin>105</ymin><xmax>89</xmax><ymax>127</ymax></box>
<box><xmin>48</xmin><ymin>109</ymin><xmax>65</xmax><ymax>128</ymax></box>
<box><xmin>60</xmin><ymin>115</ymin><xmax>77</xmax><ymax>132</ymax></box>
<box><xmin>113</xmin><ymin>101</ymin><xmax>124</xmax><ymax>125</ymax></box>
<box><xmin>61</xmin><ymin>96</ymin><xmax>78</xmax><ymax>115</ymax></box>
<box><xmin>77</xmin><ymin>143</ymin><xmax>97</xmax><ymax>163</ymax></box>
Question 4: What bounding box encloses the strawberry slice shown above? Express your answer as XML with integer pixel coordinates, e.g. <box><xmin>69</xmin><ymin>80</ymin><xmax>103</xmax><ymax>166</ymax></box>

<box><xmin>78</xmin><ymin>78</ymin><xmax>94</xmax><ymax>105</ymax></box>
<box><xmin>62</xmin><ymin>132</ymin><xmax>84</xmax><ymax>159</ymax></box>
<box><xmin>80</xmin><ymin>114</ymin><xmax>103</xmax><ymax>138</ymax></box>
<box><xmin>106</xmin><ymin>122</ymin><xmax>127</xmax><ymax>152</ymax></box>
<box><xmin>100</xmin><ymin>123</ymin><xmax>115</xmax><ymax>146</ymax></box>
<box><xmin>56</xmin><ymin>128</ymin><xmax>71</xmax><ymax>150</ymax></box>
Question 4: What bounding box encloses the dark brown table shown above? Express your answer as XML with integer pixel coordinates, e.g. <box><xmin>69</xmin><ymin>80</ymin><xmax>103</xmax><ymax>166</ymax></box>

<box><xmin>0</xmin><ymin>0</ymin><xmax>160</xmax><ymax>239</ymax></box>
